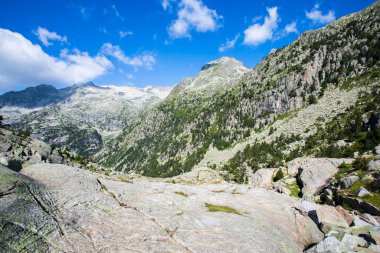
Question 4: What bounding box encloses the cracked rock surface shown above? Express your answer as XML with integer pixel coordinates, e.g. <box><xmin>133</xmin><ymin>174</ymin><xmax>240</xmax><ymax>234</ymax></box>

<box><xmin>1</xmin><ymin>163</ymin><xmax>325</xmax><ymax>252</ymax></box>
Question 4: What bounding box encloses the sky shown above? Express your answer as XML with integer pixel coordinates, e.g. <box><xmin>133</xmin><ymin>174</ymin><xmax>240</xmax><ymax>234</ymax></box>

<box><xmin>0</xmin><ymin>0</ymin><xmax>376</xmax><ymax>94</ymax></box>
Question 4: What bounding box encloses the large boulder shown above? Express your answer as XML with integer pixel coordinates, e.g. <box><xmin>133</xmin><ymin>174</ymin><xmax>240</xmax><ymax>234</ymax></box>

<box><xmin>287</xmin><ymin>158</ymin><xmax>353</xmax><ymax>198</ymax></box>
<box><xmin>250</xmin><ymin>168</ymin><xmax>278</xmax><ymax>188</ymax></box>
<box><xmin>316</xmin><ymin>205</ymin><xmax>350</xmax><ymax>233</ymax></box>
<box><xmin>305</xmin><ymin>236</ymin><xmax>349</xmax><ymax>253</ymax></box>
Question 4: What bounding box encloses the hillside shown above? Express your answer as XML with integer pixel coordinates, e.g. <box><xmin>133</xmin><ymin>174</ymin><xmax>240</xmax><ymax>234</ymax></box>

<box><xmin>101</xmin><ymin>1</ymin><xmax>380</xmax><ymax>178</ymax></box>
<box><xmin>0</xmin><ymin>82</ymin><xmax>171</xmax><ymax>156</ymax></box>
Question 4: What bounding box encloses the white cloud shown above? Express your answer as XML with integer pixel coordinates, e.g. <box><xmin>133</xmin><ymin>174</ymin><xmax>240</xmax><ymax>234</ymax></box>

<box><xmin>33</xmin><ymin>27</ymin><xmax>68</xmax><ymax>46</ymax></box>
<box><xmin>162</xmin><ymin>0</ymin><xmax>175</xmax><ymax>11</ymax></box>
<box><xmin>219</xmin><ymin>34</ymin><xmax>240</xmax><ymax>52</ymax></box>
<box><xmin>243</xmin><ymin>7</ymin><xmax>279</xmax><ymax>46</ymax></box>
<box><xmin>306</xmin><ymin>4</ymin><xmax>335</xmax><ymax>24</ymax></box>
<box><xmin>111</xmin><ymin>5</ymin><xmax>124</xmax><ymax>21</ymax></box>
<box><xmin>166</xmin><ymin>0</ymin><xmax>222</xmax><ymax>39</ymax></box>
<box><xmin>101</xmin><ymin>43</ymin><xmax>156</xmax><ymax>69</ymax></box>
<box><xmin>284</xmin><ymin>22</ymin><xmax>298</xmax><ymax>34</ymax></box>
<box><xmin>119</xmin><ymin>31</ymin><xmax>133</xmax><ymax>38</ymax></box>
<box><xmin>0</xmin><ymin>28</ymin><xmax>112</xmax><ymax>90</ymax></box>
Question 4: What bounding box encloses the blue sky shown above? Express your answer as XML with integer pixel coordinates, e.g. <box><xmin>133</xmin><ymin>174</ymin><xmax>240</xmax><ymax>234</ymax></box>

<box><xmin>0</xmin><ymin>0</ymin><xmax>376</xmax><ymax>93</ymax></box>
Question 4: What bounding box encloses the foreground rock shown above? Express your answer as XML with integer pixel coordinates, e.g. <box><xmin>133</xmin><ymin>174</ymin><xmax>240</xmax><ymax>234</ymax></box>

<box><xmin>0</xmin><ymin>163</ymin><xmax>327</xmax><ymax>252</ymax></box>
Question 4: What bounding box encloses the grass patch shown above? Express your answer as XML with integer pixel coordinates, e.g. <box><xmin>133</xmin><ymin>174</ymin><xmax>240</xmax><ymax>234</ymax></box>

<box><xmin>334</xmin><ymin>162</ymin><xmax>354</xmax><ymax>181</ymax></box>
<box><xmin>286</xmin><ymin>181</ymin><xmax>301</xmax><ymax>198</ymax></box>
<box><xmin>212</xmin><ymin>190</ymin><xmax>226</xmax><ymax>193</ymax></box>
<box><xmin>174</xmin><ymin>191</ymin><xmax>189</xmax><ymax>197</ymax></box>
<box><xmin>116</xmin><ymin>176</ymin><xmax>131</xmax><ymax>183</ymax></box>
<box><xmin>205</xmin><ymin>203</ymin><xmax>241</xmax><ymax>215</ymax></box>
<box><xmin>361</xmin><ymin>193</ymin><xmax>380</xmax><ymax>209</ymax></box>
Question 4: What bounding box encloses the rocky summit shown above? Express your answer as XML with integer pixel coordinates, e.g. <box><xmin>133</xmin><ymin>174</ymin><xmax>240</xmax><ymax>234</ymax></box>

<box><xmin>1</xmin><ymin>1</ymin><xmax>380</xmax><ymax>253</ymax></box>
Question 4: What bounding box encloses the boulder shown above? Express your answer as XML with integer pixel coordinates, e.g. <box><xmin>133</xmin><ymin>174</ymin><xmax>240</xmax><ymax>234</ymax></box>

<box><xmin>340</xmin><ymin>175</ymin><xmax>360</xmax><ymax>189</ymax></box>
<box><xmin>353</xmin><ymin>216</ymin><xmax>372</xmax><ymax>228</ymax></box>
<box><xmin>368</xmin><ymin>160</ymin><xmax>380</xmax><ymax>171</ymax></box>
<box><xmin>358</xmin><ymin>186</ymin><xmax>372</xmax><ymax>197</ymax></box>
<box><xmin>340</xmin><ymin>233</ymin><xmax>367</xmax><ymax>249</ymax></box>
<box><xmin>305</xmin><ymin>236</ymin><xmax>349</xmax><ymax>253</ymax></box>
<box><xmin>360</xmin><ymin>213</ymin><xmax>379</xmax><ymax>226</ymax></box>
<box><xmin>316</xmin><ymin>205</ymin><xmax>350</xmax><ymax>233</ymax></box>
<box><xmin>251</xmin><ymin>168</ymin><xmax>278</xmax><ymax>188</ymax></box>
<box><xmin>29</xmin><ymin>139</ymin><xmax>52</xmax><ymax>161</ymax></box>
<box><xmin>286</xmin><ymin>158</ymin><xmax>353</xmax><ymax>198</ymax></box>
<box><xmin>335</xmin><ymin>206</ymin><xmax>354</xmax><ymax>225</ymax></box>
<box><xmin>375</xmin><ymin>145</ymin><xmax>380</xmax><ymax>157</ymax></box>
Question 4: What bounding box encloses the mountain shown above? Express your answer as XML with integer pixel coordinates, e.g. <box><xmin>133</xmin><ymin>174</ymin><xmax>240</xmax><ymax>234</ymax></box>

<box><xmin>0</xmin><ymin>82</ymin><xmax>172</xmax><ymax>156</ymax></box>
<box><xmin>170</xmin><ymin>57</ymin><xmax>249</xmax><ymax>95</ymax></box>
<box><xmin>100</xmin><ymin>1</ymin><xmax>380</xmax><ymax>179</ymax></box>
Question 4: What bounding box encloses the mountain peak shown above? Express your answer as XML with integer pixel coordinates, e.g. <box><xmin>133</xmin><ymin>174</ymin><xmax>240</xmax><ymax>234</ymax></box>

<box><xmin>171</xmin><ymin>57</ymin><xmax>249</xmax><ymax>95</ymax></box>
<box><xmin>201</xmin><ymin>57</ymin><xmax>245</xmax><ymax>71</ymax></box>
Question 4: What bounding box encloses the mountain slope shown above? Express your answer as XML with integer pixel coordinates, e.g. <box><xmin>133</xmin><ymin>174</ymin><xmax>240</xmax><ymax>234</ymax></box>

<box><xmin>101</xmin><ymin>1</ymin><xmax>380</xmax><ymax>177</ymax></box>
<box><xmin>1</xmin><ymin>83</ymin><xmax>172</xmax><ymax>156</ymax></box>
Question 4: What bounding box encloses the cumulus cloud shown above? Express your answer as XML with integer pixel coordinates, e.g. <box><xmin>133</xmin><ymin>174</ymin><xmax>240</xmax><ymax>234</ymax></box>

<box><xmin>306</xmin><ymin>4</ymin><xmax>335</xmax><ymax>24</ymax></box>
<box><xmin>219</xmin><ymin>34</ymin><xmax>240</xmax><ymax>52</ymax></box>
<box><xmin>284</xmin><ymin>22</ymin><xmax>298</xmax><ymax>34</ymax></box>
<box><xmin>162</xmin><ymin>0</ymin><xmax>175</xmax><ymax>11</ymax></box>
<box><xmin>0</xmin><ymin>28</ymin><xmax>112</xmax><ymax>90</ymax></box>
<box><xmin>243</xmin><ymin>7</ymin><xmax>278</xmax><ymax>46</ymax></box>
<box><xmin>166</xmin><ymin>0</ymin><xmax>222</xmax><ymax>39</ymax></box>
<box><xmin>34</xmin><ymin>27</ymin><xmax>68</xmax><ymax>46</ymax></box>
<box><xmin>119</xmin><ymin>31</ymin><xmax>133</xmax><ymax>38</ymax></box>
<box><xmin>101</xmin><ymin>43</ymin><xmax>156</xmax><ymax>69</ymax></box>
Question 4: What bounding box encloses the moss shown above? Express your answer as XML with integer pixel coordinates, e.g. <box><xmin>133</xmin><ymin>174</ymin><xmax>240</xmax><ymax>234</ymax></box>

<box><xmin>334</xmin><ymin>163</ymin><xmax>354</xmax><ymax>181</ymax></box>
<box><xmin>286</xmin><ymin>181</ymin><xmax>301</xmax><ymax>198</ymax></box>
<box><xmin>174</xmin><ymin>191</ymin><xmax>188</xmax><ymax>197</ymax></box>
<box><xmin>273</xmin><ymin>169</ymin><xmax>284</xmax><ymax>182</ymax></box>
<box><xmin>205</xmin><ymin>203</ymin><xmax>241</xmax><ymax>215</ymax></box>
<box><xmin>212</xmin><ymin>190</ymin><xmax>226</xmax><ymax>193</ymax></box>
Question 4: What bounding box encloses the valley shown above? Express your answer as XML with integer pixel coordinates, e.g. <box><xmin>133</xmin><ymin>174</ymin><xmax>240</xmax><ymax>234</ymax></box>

<box><xmin>0</xmin><ymin>1</ymin><xmax>380</xmax><ymax>252</ymax></box>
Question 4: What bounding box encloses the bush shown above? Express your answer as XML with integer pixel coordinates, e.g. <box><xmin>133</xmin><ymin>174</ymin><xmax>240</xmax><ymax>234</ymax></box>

<box><xmin>308</xmin><ymin>94</ymin><xmax>317</xmax><ymax>104</ymax></box>
<box><xmin>273</xmin><ymin>169</ymin><xmax>284</xmax><ymax>182</ymax></box>
<box><xmin>352</xmin><ymin>157</ymin><xmax>372</xmax><ymax>171</ymax></box>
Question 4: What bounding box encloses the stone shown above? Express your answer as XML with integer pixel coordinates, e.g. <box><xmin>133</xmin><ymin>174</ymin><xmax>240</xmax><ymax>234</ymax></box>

<box><xmin>375</xmin><ymin>145</ymin><xmax>380</xmax><ymax>156</ymax></box>
<box><xmin>340</xmin><ymin>175</ymin><xmax>360</xmax><ymax>189</ymax></box>
<box><xmin>340</xmin><ymin>233</ymin><xmax>367</xmax><ymax>249</ymax></box>
<box><xmin>335</xmin><ymin>206</ymin><xmax>354</xmax><ymax>225</ymax></box>
<box><xmin>18</xmin><ymin>163</ymin><xmax>324</xmax><ymax>252</ymax></box>
<box><xmin>168</xmin><ymin>166</ymin><xmax>224</xmax><ymax>184</ymax></box>
<box><xmin>316</xmin><ymin>205</ymin><xmax>350</xmax><ymax>233</ymax></box>
<box><xmin>29</xmin><ymin>139</ymin><xmax>52</xmax><ymax>160</ymax></box>
<box><xmin>368</xmin><ymin>160</ymin><xmax>380</xmax><ymax>171</ymax></box>
<box><xmin>358</xmin><ymin>186</ymin><xmax>372</xmax><ymax>197</ymax></box>
<box><xmin>305</xmin><ymin>236</ymin><xmax>349</xmax><ymax>253</ymax></box>
<box><xmin>360</xmin><ymin>213</ymin><xmax>379</xmax><ymax>226</ymax></box>
<box><xmin>286</xmin><ymin>158</ymin><xmax>353</xmax><ymax>198</ymax></box>
<box><xmin>250</xmin><ymin>168</ymin><xmax>278</xmax><ymax>188</ymax></box>
<box><xmin>353</xmin><ymin>217</ymin><xmax>372</xmax><ymax>228</ymax></box>
<box><xmin>0</xmin><ymin>156</ymin><xmax>8</xmax><ymax>166</ymax></box>
<box><xmin>368</xmin><ymin>243</ymin><xmax>380</xmax><ymax>252</ymax></box>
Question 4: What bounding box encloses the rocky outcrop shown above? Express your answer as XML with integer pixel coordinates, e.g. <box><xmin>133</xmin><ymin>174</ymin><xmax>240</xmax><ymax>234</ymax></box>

<box><xmin>250</xmin><ymin>168</ymin><xmax>278</xmax><ymax>188</ymax></box>
<box><xmin>287</xmin><ymin>158</ymin><xmax>353</xmax><ymax>198</ymax></box>
<box><xmin>0</xmin><ymin>163</ymin><xmax>329</xmax><ymax>252</ymax></box>
<box><xmin>0</xmin><ymin>128</ymin><xmax>65</xmax><ymax>171</ymax></box>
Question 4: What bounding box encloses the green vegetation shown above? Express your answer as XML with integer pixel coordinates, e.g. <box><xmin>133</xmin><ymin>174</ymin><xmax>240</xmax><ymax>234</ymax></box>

<box><xmin>174</xmin><ymin>191</ymin><xmax>189</xmax><ymax>197</ymax></box>
<box><xmin>205</xmin><ymin>203</ymin><xmax>241</xmax><ymax>215</ymax></box>
<box><xmin>273</xmin><ymin>169</ymin><xmax>284</xmax><ymax>182</ymax></box>
<box><xmin>334</xmin><ymin>162</ymin><xmax>354</xmax><ymax>181</ymax></box>
<box><xmin>286</xmin><ymin>181</ymin><xmax>301</xmax><ymax>198</ymax></box>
